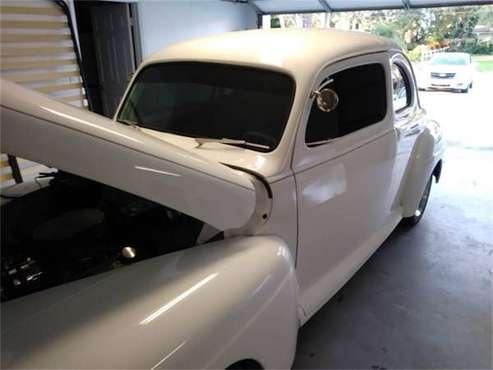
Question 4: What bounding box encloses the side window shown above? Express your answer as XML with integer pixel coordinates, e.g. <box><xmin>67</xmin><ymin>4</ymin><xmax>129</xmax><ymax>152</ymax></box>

<box><xmin>305</xmin><ymin>63</ymin><xmax>387</xmax><ymax>145</ymax></box>
<box><xmin>391</xmin><ymin>63</ymin><xmax>411</xmax><ymax>112</ymax></box>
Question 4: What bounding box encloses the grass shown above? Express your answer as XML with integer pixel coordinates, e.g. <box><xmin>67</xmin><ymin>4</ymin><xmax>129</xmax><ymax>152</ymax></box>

<box><xmin>472</xmin><ymin>55</ymin><xmax>493</xmax><ymax>72</ymax></box>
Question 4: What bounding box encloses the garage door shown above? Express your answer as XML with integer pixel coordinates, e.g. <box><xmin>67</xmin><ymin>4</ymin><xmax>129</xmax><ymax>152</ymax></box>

<box><xmin>0</xmin><ymin>0</ymin><xmax>88</xmax><ymax>188</ymax></box>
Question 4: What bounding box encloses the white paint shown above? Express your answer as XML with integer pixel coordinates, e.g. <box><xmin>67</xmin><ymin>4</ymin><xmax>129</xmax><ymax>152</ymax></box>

<box><xmin>1</xmin><ymin>80</ymin><xmax>257</xmax><ymax>231</ymax></box>
<box><xmin>136</xmin><ymin>0</ymin><xmax>258</xmax><ymax>57</ymax></box>
<box><xmin>139</xmin><ymin>273</ymin><xmax>219</xmax><ymax>325</ymax></box>
<box><xmin>1</xmin><ymin>30</ymin><xmax>445</xmax><ymax>369</ymax></box>
<box><xmin>2</xmin><ymin>236</ymin><xmax>299</xmax><ymax>369</ymax></box>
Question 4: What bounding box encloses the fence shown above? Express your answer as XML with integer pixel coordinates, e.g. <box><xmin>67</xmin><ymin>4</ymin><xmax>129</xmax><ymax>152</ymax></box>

<box><xmin>421</xmin><ymin>47</ymin><xmax>449</xmax><ymax>62</ymax></box>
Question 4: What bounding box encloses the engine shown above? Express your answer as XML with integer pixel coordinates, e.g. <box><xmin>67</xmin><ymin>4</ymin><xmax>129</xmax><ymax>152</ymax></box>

<box><xmin>1</xmin><ymin>171</ymin><xmax>205</xmax><ymax>302</ymax></box>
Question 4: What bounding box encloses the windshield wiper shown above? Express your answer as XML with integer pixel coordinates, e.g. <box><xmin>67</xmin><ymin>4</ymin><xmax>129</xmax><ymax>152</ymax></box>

<box><xmin>195</xmin><ymin>137</ymin><xmax>270</xmax><ymax>150</ymax></box>
<box><xmin>117</xmin><ymin>99</ymin><xmax>143</xmax><ymax>129</ymax></box>
<box><xmin>306</xmin><ymin>138</ymin><xmax>338</xmax><ymax>147</ymax></box>
<box><xmin>117</xmin><ymin>119</ymin><xmax>141</xmax><ymax>129</ymax></box>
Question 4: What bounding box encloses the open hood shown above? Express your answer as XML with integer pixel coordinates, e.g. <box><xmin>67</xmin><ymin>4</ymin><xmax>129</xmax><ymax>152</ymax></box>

<box><xmin>0</xmin><ymin>80</ymin><xmax>256</xmax><ymax>230</ymax></box>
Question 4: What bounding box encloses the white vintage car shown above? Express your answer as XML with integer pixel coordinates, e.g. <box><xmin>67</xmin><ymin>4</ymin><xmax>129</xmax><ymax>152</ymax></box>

<box><xmin>1</xmin><ymin>29</ymin><xmax>443</xmax><ymax>369</ymax></box>
<box><xmin>417</xmin><ymin>52</ymin><xmax>474</xmax><ymax>93</ymax></box>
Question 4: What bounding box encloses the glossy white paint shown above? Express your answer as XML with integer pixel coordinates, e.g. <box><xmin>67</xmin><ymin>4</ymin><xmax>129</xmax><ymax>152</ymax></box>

<box><xmin>292</xmin><ymin>50</ymin><xmax>443</xmax><ymax>319</ymax></box>
<box><xmin>1</xmin><ymin>30</ymin><xmax>444</xmax><ymax>369</ymax></box>
<box><xmin>117</xmin><ymin>29</ymin><xmax>398</xmax><ymax>181</ymax></box>
<box><xmin>1</xmin><ymin>236</ymin><xmax>298</xmax><ymax>369</ymax></box>
<box><xmin>0</xmin><ymin>80</ymin><xmax>256</xmax><ymax>231</ymax></box>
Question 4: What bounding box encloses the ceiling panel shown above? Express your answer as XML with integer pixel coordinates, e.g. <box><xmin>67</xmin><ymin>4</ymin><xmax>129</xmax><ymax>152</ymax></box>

<box><xmin>327</xmin><ymin>0</ymin><xmax>404</xmax><ymax>11</ymax></box>
<box><xmin>409</xmin><ymin>0</ymin><xmax>491</xmax><ymax>7</ymax></box>
<box><xmin>251</xmin><ymin>0</ymin><xmax>492</xmax><ymax>14</ymax></box>
<box><xmin>253</xmin><ymin>0</ymin><xmax>324</xmax><ymax>13</ymax></box>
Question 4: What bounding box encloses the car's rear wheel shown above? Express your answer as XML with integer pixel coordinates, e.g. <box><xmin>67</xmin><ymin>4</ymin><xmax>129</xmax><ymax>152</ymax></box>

<box><xmin>403</xmin><ymin>176</ymin><xmax>432</xmax><ymax>227</ymax></box>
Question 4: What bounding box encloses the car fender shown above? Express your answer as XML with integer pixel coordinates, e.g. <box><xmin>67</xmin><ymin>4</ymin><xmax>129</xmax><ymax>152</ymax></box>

<box><xmin>400</xmin><ymin>119</ymin><xmax>444</xmax><ymax>217</ymax></box>
<box><xmin>1</xmin><ymin>236</ymin><xmax>299</xmax><ymax>369</ymax></box>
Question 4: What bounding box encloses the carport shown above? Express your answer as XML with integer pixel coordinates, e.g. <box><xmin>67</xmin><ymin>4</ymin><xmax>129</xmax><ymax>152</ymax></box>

<box><xmin>1</xmin><ymin>0</ymin><xmax>492</xmax><ymax>368</ymax></box>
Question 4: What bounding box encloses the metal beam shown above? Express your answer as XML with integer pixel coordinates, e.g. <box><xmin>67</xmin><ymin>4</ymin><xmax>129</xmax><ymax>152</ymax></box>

<box><xmin>220</xmin><ymin>0</ymin><xmax>264</xmax><ymax>14</ymax></box>
<box><xmin>318</xmin><ymin>0</ymin><xmax>332</xmax><ymax>12</ymax></box>
<box><xmin>254</xmin><ymin>0</ymin><xmax>492</xmax><ymax>16</ymax></box>
<box><xmin>409</xmin><ymin>0</ymin><xmax>493</xmax><ymax>9</ymax></box>
<box><xmin>247</xmin><ymin>0</ymin><xmax>263</xmax><ymax>15</ymax></box>
<box><xmin>265</xmin><ymin>5</ymin><xmax>405</xmax><ymax>16</ymax></box>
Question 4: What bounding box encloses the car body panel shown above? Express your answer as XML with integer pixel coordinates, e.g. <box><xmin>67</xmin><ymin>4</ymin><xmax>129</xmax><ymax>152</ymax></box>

<box><xmin>1</xmin><ymin>236</ymin><xmax>298</xmax><ymax>369</ymax></box>
<box><xmin>0</xmin><ymin>30</ymin><xmax>443</xmax><ymax>369</ymax></box>
<box><xmin>140</xmin><ymin>128</ymin><xmax>284</xmax><ymax>183</ymax></box>
<box><xmin>292</xmin><ymin>53</ymin><xmax>398</xmax><ymax>317</ymax></box>
<box><xmin>116</xmin><ymin>29</ymin><xmax>398</xmax><ymax>181</ymax></box>
<box><xmin>400</xmin><ymin>119</ymin><xmax>444</xmax><ymax>217</ymax></box>
<box><xmin>0</xmin><ymin>80</ymin><xmax>256</xmax><ymax>230</ymax></box>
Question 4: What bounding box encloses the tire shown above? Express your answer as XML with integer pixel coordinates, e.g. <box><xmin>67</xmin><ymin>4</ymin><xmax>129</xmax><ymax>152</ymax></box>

<box><xmin>403</xmin><ymin>176</ymin><xmax>432</xmax><ymax>227</ymax></box>
<box><xmin>461</xmin><ymin>87</ymin><xmax>469</xmax><ymax>93</ymax></box>
<box><xmin>469</xmin><ymin>82</ymin><xmax>473</xmax><ymax>89</ymax></box>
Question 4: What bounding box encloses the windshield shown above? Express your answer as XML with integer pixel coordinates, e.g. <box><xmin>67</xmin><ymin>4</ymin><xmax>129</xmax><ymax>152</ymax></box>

<box><xmin>117</xmin><ymin>62</ymin><xmax>295</xmax><ymax>152</ymax></box>
<box><xmin>431</xmin><ymin>54</ymin><xmax>469</xmax><ymax>66</ymax></box>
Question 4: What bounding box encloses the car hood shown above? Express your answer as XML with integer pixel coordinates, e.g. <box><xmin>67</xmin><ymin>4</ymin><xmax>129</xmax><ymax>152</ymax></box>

<box><xmin>0</xmin><ymin>80</ymin><xmax>256</xmax><ymax>230</ymax></box>
<box><xmin>428</xmin><ymin>64</ymin><xmax>468</xmax><ymax>74</ymax></box>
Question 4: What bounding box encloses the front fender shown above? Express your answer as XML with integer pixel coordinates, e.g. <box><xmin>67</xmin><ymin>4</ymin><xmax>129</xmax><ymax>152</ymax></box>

<box><xmin>401</xmin><ymin>119</ymin><xmax>444</xmax><ymax>217</ymax></box>
<box><xmin>1</xmin><ymin>236</ymin><xmax>299</xmax><ymax>369</ymax></box>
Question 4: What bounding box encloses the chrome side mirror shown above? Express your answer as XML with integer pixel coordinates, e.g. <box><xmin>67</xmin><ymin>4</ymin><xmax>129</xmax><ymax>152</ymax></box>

<box><xmin>312</xmin><ymin>88</ymin><xmax>339</xmax><ymax>113</ymax></box>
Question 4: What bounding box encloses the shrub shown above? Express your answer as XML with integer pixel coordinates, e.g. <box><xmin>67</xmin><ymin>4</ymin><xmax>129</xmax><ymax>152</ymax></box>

<box><xmin>449</xmin><ymin>39</ymin><xmax>493</xmax><ymax>55</ymax></box>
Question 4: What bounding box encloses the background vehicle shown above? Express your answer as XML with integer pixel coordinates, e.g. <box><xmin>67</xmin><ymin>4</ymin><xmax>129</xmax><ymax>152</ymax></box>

<box><xmin>418</xmin><ymin>52</ymin><xmax>474</xmax><ymax>93</ymax></box>
<box><xmin>1</xmin><ymin>29</ymin><xmax>443</xmax><ymax>369</ymax></box>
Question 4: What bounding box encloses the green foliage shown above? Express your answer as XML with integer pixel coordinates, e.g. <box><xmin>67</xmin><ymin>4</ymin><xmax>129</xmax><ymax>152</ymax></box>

<box><xmin>407</xmin><ymin>45</ymin><xmax>428</xmax><ymax>62</ymax></box>
<box><xmin>372</xmin><ymin>24</ymin><xmax>406</xmax><ymax>50</ymax></box>
<box><xmin>474</xmin><ymin>59</ymin><xmax>493</xmax><ymax>72</ymax></box>
<box><xmin>477</xmin><ymin>6</ymin><xmax>493</xmax><ymax>27</ymax></box>
<box><xmin>271</xmin><ymin>16</ymin><xmax>281</xmax><ymax>28</ymax></box>
<box><xmin>277</xmin><ymin>5</ymin><xmax>493</xmax><ymax>54</ymax></box>
<box><xmin>450</xmin><ymin>39</ymin><xmax>493</xmax><ymax>55</ymax></box>
<box><xmin>334</xmin><ymin>5</ymin><xmax>491</xmax><ymax>53</ymax></box>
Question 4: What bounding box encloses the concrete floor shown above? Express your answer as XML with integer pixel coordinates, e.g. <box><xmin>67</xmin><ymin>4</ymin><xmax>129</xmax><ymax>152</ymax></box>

<box><xmin>293</xmin><ymin>70</ymin><xmax>493</xmax><ymax>369</ymax></box>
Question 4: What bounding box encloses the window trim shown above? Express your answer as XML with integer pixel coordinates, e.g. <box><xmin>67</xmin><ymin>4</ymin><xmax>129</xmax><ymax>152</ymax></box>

<box><xmin>303</xmin><ymin>61</ymin><xmax>388</xmax><ymax>147</ymax></box>
<box><xmin>390</xmin><ymin>52</ymin><xmax>420</xmax><ymax>113</ymax></box>
<box><xmin>391</xmin><ymin>62</ymin><xmax>413</xmax><ymax>114</ymax></box>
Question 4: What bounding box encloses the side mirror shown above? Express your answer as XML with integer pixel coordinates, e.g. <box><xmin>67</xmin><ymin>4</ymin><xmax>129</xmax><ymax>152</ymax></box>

<box><xmin>313</xmin><ymin>88</ymin><xmax>339</xmax><ymax>113</ymax></box>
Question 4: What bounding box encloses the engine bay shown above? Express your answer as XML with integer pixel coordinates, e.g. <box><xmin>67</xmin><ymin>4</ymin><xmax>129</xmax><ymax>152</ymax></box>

<box><xmin>1</xmin><ymin>171</ymin><xmax>207</xmax><ymax>302</ymax></box>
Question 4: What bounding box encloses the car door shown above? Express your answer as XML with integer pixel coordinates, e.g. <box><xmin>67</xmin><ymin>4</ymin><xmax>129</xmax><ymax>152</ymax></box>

<box><xmin>389</xmin><ymin>53</ymin><xmax>424</xmax><ymax>212</ymax></box>
<box><xmin>292</xmin><ymin>53</ymin><xmax>399</xmax><ymax>320</ymax></box>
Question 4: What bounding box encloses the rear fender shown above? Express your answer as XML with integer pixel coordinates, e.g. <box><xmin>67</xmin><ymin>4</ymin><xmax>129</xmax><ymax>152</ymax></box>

<box><xmin>1</xmin><ymin>236</ymin><xmax>299</xmax><ymax>369</ymax></box>
<box><xmin>400</xmin><ymin>120</ymin><xmax>444</xmax><ymax>217</ymax></box>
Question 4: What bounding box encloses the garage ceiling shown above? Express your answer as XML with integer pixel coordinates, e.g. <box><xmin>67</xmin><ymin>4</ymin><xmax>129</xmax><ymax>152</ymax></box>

<box><xmin>247</xmin><ymin>0</ymin><xmax>493</xmax><ymax>14</ymax></box>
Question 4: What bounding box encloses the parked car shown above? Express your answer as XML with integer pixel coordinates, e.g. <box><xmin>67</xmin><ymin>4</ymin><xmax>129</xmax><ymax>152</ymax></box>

<box><xmin>418</xmin><ymin>52</ymin><xmax>474</xmax><ymax>93</ymax></box>
<box><xmin>1</xmin><ymin>29</ymin><xmax>443</xmax><ymax>369</ymax></box>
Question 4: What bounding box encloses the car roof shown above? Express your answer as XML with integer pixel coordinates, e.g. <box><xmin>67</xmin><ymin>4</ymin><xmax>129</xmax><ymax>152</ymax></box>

<box><xmin>142</xmin><ymin>29</ymin><xmax>399</xmax><ymax>81</ymax></box>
